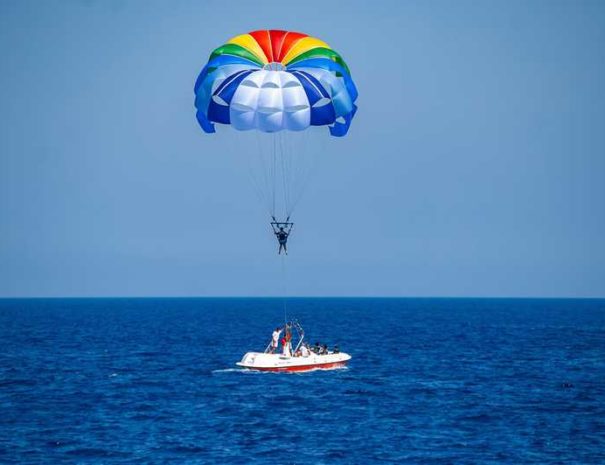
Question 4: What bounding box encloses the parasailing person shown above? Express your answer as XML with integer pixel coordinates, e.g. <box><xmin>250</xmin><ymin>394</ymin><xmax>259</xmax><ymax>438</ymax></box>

<box><xmin>271</xmin><ymin>218</ymin><xmax>293</xmax><ymax>255</ymax></box>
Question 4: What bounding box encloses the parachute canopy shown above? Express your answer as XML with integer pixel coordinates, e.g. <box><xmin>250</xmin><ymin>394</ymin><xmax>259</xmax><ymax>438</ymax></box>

<box><xmin>194</xmin><ymin>29</ymin><xmax>358</xmax><ymax>137</ymax></box>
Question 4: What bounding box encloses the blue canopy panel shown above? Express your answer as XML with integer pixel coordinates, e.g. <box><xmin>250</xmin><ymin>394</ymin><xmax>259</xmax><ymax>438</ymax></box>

<box><xmin>196</xmin><ymin>109</ymin><xmax>216</xmax><ymax>133</ymax></box>
<box><xmin>194</xmin><ymin>55</ymin><xmax>261</xmax><ymax>94</ymax></box>
<box><xmin>287</xmin><ymin>58</ymin><xmax>358</xmax><ymax>103</ymax></box>
<box><xmin>290</xmin><ymin>70</ymin><xmax>336</xmax><ymax>126</ymax></box>
<box><xmin>207</xmin><ymin>70</ymin><xmax>257</xmax><ymax>125</ymax></box>
<box><xmin>195</xmin><ymin>65</ymin><xmax>253</xmax><ymax>119</ymax></box>
<box><xmin>330</xmin><ymin>104</ymin><xmax>357</xmax><ymax>137</ymax></box>
<box><xmin>296</xmin><ymin>67</ymin><xmax>354</xmax><ymax>117</ymax></box>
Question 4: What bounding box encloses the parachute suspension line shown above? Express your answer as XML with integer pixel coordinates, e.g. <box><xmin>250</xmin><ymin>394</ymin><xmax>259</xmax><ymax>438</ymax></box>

<box><xmin>278</xmin><ymin>131</ymin><xmax>285</xmax><ymax>215</ymax></box>
<box><xmin>289</xmin><ymin>131</ymin><xmax>300</xmax><ymax>217</ymax></box>
<box><xmin>271</xmin><ymin>133</ymin><xmax>277</xmax><ymax>218</ymax></box>
<box><xmin>289</xmin><ymin>127</ymin><xmax>317</xmax><ymax>216</ymax></box>
<box><xmin>284</xmin><ymin>130</ymin><xmax>297</xmax><ymax>217</ymax></box>
<box><xmin>289</xmin><ymin>129</ymin><xmax>306</xmax><ymax>216</ymax></box>
<box><xmin>248</xmin><ymin>131</ymin><xmax>272</xmax><ymax>217</ymax></box>
<box><xmin>281</xmin><ymin>253</ymin><xmax>288</xmax><ymax>324</ymax></box>
<box><xmin>251</xmin><ymin>130</ymin><xmax>275</xmax><ymax>217</ymax></box>
<box><xmin>279</xmin><ymin>131</ymin><xmax>291</xmax><ymax>217</ymax></box>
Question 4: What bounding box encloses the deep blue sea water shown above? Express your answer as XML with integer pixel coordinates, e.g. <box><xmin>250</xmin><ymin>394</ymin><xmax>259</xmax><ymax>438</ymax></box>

<box><xmin>1</xmin><ymin>298</ymin><xmax>604</xmax><ymax>464</ymax></box>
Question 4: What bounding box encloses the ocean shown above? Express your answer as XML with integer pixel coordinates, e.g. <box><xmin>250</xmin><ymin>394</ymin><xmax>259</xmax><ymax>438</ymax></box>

<box><xmin>1</xmin><ymin>298</ymin><xmax>604</xmax><ymax>464</ymax></box>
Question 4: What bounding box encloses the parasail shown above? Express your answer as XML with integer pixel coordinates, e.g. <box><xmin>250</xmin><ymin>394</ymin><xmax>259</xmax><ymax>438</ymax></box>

<box><xmin>194</xmin><ymin>29</ymin><xmax>358</xmax><ymax>137</ymax></box>
<box><xmin>194</xmin><ymin>30</ymin><xmax>358</xmax><ymax>253</ymax></box>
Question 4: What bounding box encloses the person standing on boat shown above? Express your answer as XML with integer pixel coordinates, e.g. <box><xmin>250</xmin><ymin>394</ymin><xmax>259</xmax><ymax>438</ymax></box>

<box><xmin>270</xmin><ymin>327</ymin><xmax>282</xmax><ymax>354</ymax></box>
<box><xmin>282</xmin><ymin>325</ymin><xmax>293</xmax><ymax>357</ymax></box>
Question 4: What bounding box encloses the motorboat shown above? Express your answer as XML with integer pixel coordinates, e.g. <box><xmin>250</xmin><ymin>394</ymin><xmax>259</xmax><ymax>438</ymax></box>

<box><xmin>236</xmin><ymin>320</ymin><xmax>351</xmax><ymax>372</ymax></box>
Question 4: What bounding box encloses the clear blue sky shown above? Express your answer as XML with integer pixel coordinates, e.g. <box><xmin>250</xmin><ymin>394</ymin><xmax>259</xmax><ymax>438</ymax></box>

<box><xmin>1</xmin><ymin>0</ymin><xmax>604</xmax><ymax>297</ymax></box>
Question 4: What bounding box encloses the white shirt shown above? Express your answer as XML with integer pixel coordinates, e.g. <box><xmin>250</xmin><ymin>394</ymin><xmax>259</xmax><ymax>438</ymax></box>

<box><xmin>272</xmin><ymin>330</ymin><xmax>281</xmax><ymax>344</ymax></box>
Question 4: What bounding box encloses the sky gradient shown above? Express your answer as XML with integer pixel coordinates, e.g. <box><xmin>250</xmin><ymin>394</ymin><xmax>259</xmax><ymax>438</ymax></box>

<box><xmin>1</xmin><ymin>0</ymin><xmax>604</xmax><ymax>297</ymax></box>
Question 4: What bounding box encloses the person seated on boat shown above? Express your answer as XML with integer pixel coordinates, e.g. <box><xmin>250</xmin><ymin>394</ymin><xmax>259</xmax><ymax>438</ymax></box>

<box><xmin>300</xmin><ymin>343</ymin><xmax>310</xmax><ymax>357</ymax></box>
<box><xmin>333</xmin><ymin>345</ymin><xmax>340</xmax><ymax>354</ymax></box>
<box><xmin>313</xmin><ymin>342</ymin><xmax>321</xmax><ymax>354</ymax></box>
<box><xmin>320</xmin><ymin>344</ymin><xmax>328</xmax><ymax>355</ymax></box>
<box><xmin>270</xmin><ymin>327</ymin><xmax>282</xmax><ymax>354</ymax></box>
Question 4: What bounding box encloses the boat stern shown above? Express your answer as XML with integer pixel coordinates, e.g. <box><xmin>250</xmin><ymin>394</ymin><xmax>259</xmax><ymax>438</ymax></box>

<box><xmin>236</xmin><ymin>352</ymin><xmax>262</xmax><ymax>368</ymax></box>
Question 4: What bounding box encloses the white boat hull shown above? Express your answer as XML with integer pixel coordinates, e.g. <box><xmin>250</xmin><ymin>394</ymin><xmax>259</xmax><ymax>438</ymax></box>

<box><xmin>236</xmin><ymin>351</ymin><xmax>351</xmax><ymax>372</ymax></box>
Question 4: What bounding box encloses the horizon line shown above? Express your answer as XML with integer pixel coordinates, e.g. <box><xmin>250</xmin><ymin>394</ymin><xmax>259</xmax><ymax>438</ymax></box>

<box><xmin>1</xmin><ymin>295</ymin><xmax>604</xmax><ymax>300</ymax></box>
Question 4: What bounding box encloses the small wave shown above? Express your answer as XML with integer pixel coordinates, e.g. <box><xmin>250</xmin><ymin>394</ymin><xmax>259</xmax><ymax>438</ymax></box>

<box><xmin>211</xmin><ymin>368</ymin><xmax>245</xmax><ymax>374</ymax></box>
<box><xmin>292</xmin><ymin>366</ymin><xmax>349</xmax><ymax>374</ymax></box>
<box><xmin>234</xmin><ymin>366</ymin><xmax>349</xmax><ymax>375</ymax></box>
<box><xmin>169</xmin><ymin>445</ymin><xmax>206</xmax><ymax>454</ymax></box>
<box><xmin>66</xmin><ymin>448</ymin><xmax>114</xmax><ymax>457</ymax></box>
<box><xmin>0</xmin><ymin>379</ymin><xmax>38</xmax><ymax>387</ymax></box>
<box><xmin>212</xmin><ymin>367</ymin><xmax>293</xmax><ymax>375</ymax></box>
<box><xmin>134</xmin><ymin>351</ymin><xmax>166</xmax><ymax>357</ymax></box>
